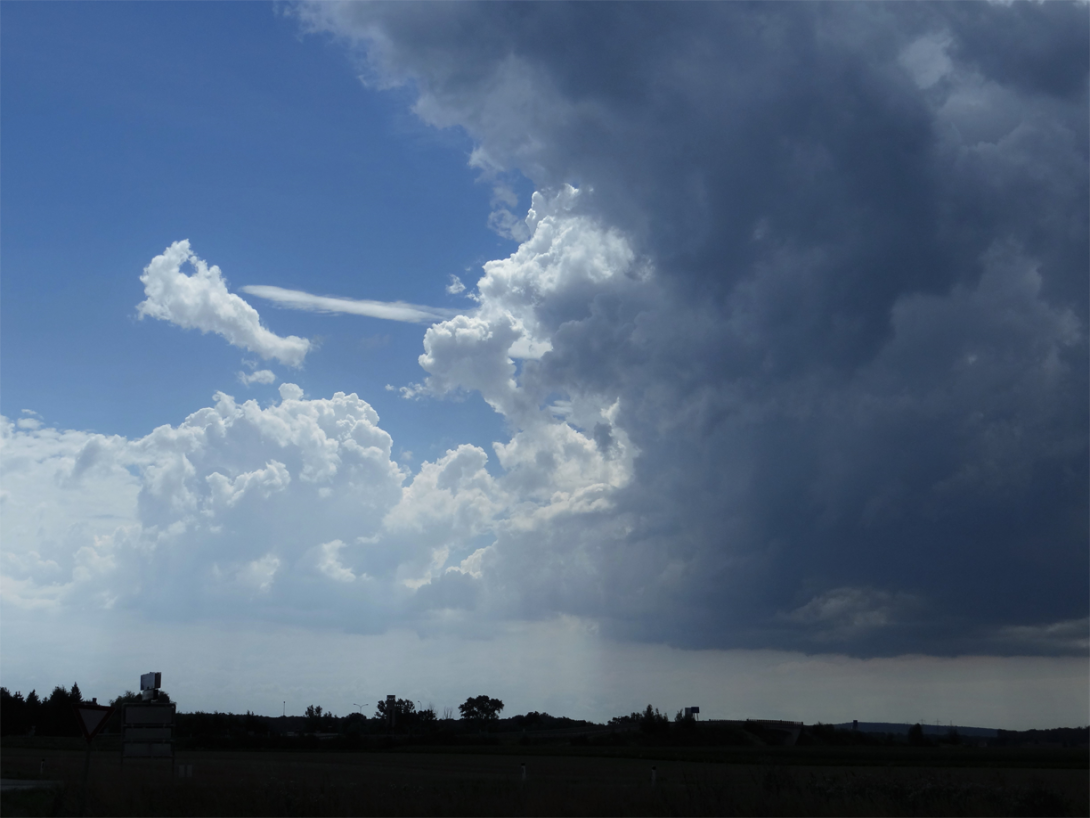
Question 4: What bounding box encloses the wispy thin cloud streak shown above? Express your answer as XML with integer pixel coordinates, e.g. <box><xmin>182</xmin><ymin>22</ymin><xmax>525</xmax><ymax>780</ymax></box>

<box><xmin>242</xmin><ymin>285</ymin><xmax>457</xmax><ymax>324</ymax></box>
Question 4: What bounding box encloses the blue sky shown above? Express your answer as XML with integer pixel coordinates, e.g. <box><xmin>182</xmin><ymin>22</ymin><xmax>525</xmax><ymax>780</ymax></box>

<box><xmin>2</xmin><ymin>1</ymin><xmax>515</xmax><ymax>461</ymax></box>
<box><xmin>2</xmin><ymin>2</ymin><xmax>1087</xmax><ymax>728</ymax></box>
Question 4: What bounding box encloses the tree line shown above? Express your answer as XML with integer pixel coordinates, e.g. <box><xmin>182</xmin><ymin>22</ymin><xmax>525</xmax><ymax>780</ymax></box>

<box><xmin>0</xmin><ymin>683</ymin><xmax>508</xmax><ymax>738</ymax></box>
<box><xmin>14</xmin><ymin>683</ymin><xmax>1073</xmax><ymax>749</ymax></box>
<box><xmin>1</xmin><ymin>684</ymin><xmax>173</xmax><ymax>737</ymax></box>
<box><xmin>1</xmin><ymin>683</ymin><xmax>86</xmax><ymax>737</ymax></box>
<box><xmin>305</xmin><ymin>694</ymin><xmax>506</xmax><ymax>734</ymax></box>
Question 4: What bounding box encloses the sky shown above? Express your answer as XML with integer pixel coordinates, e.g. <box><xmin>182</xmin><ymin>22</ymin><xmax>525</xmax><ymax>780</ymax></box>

<box><xmin>1</xmin><ymin>2</ymin><xmax>1087</xmax><ymax>730</ymax></box>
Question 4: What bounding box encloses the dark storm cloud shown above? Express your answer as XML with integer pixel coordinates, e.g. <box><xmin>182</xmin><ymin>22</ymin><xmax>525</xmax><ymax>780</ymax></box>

<box><xmin>303</xmin><ymin>2</ymin><xmax>1088</xmax><ymax>656</ymax></box>
<box><xmin>946</xmin><ymin>2</ymin><xmax>1089</xmax><ymax>100</ymax></box>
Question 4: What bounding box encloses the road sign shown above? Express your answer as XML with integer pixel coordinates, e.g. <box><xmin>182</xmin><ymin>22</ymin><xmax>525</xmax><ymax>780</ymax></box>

<box><xmin>140</xmin><ymin>672</ymin><xmax>161</xmax><ymax>691</ymax></box>
<box><xmin>73</xmin><ymin>699</ymin><xmax>115</xmax><ymax>815</ymax></box>
<box><xmin>73</xmin><ymin>701</ymin><xmax>114</xmax><ymax>743</ymax></box>
<box><xmin>122</xmin><ymin>703</ymin><xmax>175</xmax><ymax>761</ymax></box>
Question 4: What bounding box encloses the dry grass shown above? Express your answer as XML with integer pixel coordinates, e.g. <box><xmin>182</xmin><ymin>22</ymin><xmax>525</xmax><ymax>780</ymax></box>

<box><xmin>2</xmin><ymin>746</ymin><xmax>1086</xmax><ymax>816</ymax></box>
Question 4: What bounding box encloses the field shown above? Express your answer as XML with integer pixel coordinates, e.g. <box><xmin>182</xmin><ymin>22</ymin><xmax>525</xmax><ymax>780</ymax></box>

<box><xmin>2</xmin><ymin>739</ymin><xmax>1087</xmax><ymax>817</ymax></box>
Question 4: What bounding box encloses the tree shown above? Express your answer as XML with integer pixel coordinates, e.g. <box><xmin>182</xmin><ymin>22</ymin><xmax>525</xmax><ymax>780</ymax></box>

<box><xmin>639</xmin><ymin>705</ymin><xmax>669</xmax><ymax>735</ymax></box>
<box><xmin>674</xmin><ymin>708</ymin><xmax>696</xmax><ymax>729</ymax></box>
<box><xmin>459</xmin><ymin>695</ymin><xmax>504</xmax><ymax>730</ymax></box>
<box><xmin>25</xmin><ymin>690</ymin><xmax>41</xmax><ymax>735</ymax></box>
<box><xmin>374</xmin><ymin>697</ymin><xmax>408</xmax><ymax>723</ymax></box>
<box><xmin>374</xmin><ymin>698</ymin><xmax>429</xmax><ymax>733</ymax></box>
<box><xmin>304</xmin><ymin>705</ymin><xmax>336</xmax><ymax>733</ymax></box>
<box><xmin>417</xmin><ymin>706</ymin><xmax>437</xmax><ymax>730</ymax></box>
<box><xmin>1</xmin><ymin>688</ymin><xmax>28</xmax><ymax>736</ymax></box>
<box><xmin>907</xmin><ymin>723</ymin><xmax>928</xmax><ymax>746</ymax></box>
<box><xmin>343</xmin><ymin>711</ymin><xmax>366</xmax><ymax>735</ymax></box>
<box><xmin>42</xmin><ymin>685</ymin><xmax>82</xmax><ymax>736</ymax></box>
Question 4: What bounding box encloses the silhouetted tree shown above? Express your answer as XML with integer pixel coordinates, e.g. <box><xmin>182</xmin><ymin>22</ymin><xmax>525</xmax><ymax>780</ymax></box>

<box><xmin>0</xmin><ymin>688</ymin><xmax>28</xmax><ymax>736</ymax></box>
<box><xmin>639</xmin><ymin>705</ymin><xmax>669</xmax><ymax>735</ymax></box>
<box><xmin>343</xmin><ymin>711</ymin><xmax>366</xmax><ymax>735</ymax></box>
<box><xmin>459</xmin><ymin>695</ymin><xmax>504</xmax><ymax>730</ymax></box>
<box><xmin>41</xmin><ymin>685</ymin><xmax>82</xmax><ymax>736</ymax></box>
<box><xmin>304</xmin><ymin>704</ymin><xmax>337</xmax><ymax>733</ymax></box>
<box><xmin>25</xmin><ymin>690</ymin><xmax>41</xmax><ymax>735</ymax></box>
<box><xmin>674</xmin><ymin>708</ymin><xmax>697</xmax><ymax>729</ymax></box>
<box><xmin>416</xmin><ymin>706</ymin><xmax>437</xmax><ymax>730</ymax></box>
<box><xmin>111</xmin><ymin>691</ymin><xmax>140</xmax><ymax>707</ymax></box>
<box><xmin>374</xmin><ymin>698</ymin><xmax>434</xmax><ymax>733</ymax></box>
<box><xmin>608</xmin><ymin>711</ymin><xmax>639</xmax><ymax>728</ymax></box>
<box><xmin>907</xmin><ymin>723</ymin><xmax>930</xmax><ymax>746</ymax></box>
<box><xmin>514</xmin><ymin>711</ymin><xmax>545</xmax><ymax>730</ymax></box>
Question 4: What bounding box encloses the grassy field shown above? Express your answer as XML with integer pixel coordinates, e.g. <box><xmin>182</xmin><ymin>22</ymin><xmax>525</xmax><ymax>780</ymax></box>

<box><xmin>2</xmin><ymin>742</ymin><xmax>1087</xmax><ymax>816</ymax></box>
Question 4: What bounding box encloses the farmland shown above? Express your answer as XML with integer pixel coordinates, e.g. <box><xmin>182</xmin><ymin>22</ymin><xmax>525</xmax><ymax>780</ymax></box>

<box><xmin>2</xmin><ymin>737</ymin><xmax>1086</xmax><ymax>816</ymax></box>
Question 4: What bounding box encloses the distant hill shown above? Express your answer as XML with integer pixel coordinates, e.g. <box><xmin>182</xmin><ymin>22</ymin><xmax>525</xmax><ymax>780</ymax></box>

<box><xmin>834</xmin><ymin>722</ymin><xmax>997</xmax><ymax>738</ymax></box>
<box><xmin>994</xmin><ymin>727</ymin><xmax>1089</xmax><ymax>748</ymax></box>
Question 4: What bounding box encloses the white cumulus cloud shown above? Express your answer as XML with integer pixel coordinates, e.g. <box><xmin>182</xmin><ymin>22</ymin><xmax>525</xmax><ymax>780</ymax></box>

<box><xmin>238</xmin><ymin>369</ymin><xmax>276</xmax><ymax>387</ymax></box>
<box><xmin>137</xmin><ymin>240</ymin><xmax>311</xmax><ymax>367</ymax></box>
